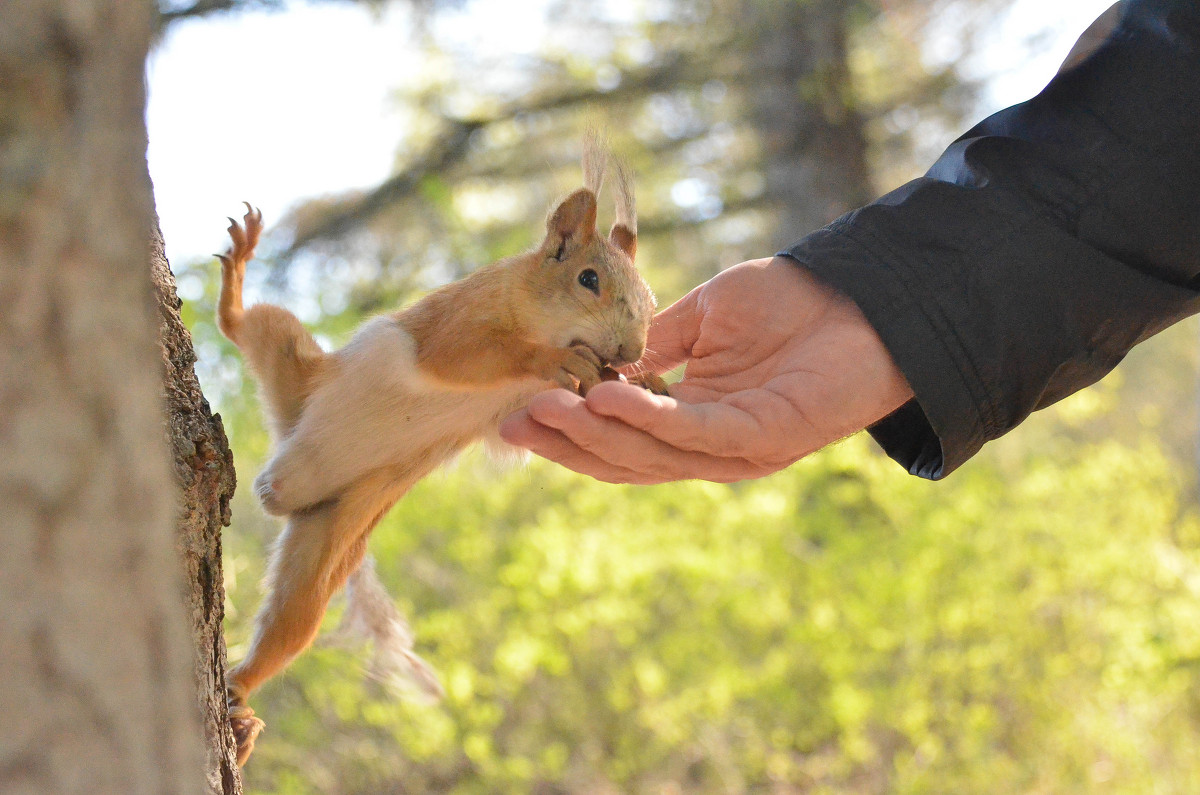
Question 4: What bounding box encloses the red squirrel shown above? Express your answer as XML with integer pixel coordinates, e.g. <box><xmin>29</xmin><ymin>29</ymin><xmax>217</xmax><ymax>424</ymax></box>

<box><xmin>216</xmin><ymin>138</ymin><xmax>666</xmax><ymax>765</ymax></box>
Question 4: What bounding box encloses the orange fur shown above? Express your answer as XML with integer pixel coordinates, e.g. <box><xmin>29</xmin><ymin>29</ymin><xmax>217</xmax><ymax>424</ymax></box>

<box><xmin>216</xmin><ymin>139</ymin><xmax>664</xmax><ymax>766</ymax></box>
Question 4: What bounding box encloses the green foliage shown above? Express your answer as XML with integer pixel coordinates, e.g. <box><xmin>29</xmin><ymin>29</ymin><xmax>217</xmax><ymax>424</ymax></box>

<box><xmin>223</xmin><ymin>410</ymin><xmax>1200</xmax><ymax>793</ymax></box>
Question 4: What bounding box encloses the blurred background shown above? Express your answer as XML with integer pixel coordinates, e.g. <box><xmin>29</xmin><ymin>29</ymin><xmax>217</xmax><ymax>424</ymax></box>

<box><xmin>150</xmin><ymin>1</ymin><xmax>1200</xmax><ymax>792</ymax></box>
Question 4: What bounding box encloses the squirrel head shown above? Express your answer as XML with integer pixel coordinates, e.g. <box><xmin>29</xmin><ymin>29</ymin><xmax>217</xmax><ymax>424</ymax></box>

<box><xmin>518</xmin><ymin>153</ymin><xmax>656</xmax><ymax>367</ymax></box>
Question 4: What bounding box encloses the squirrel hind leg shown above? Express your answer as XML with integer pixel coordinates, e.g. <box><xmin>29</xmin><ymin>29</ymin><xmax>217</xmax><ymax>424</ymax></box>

<box><xmin>226</xmin><ymin>501</ymin><xmax>343</xmax><ymax>712</ymax></box>
<box><xmin>239</xmin><ymin>305</ymin><xmax>327</xmax><ymax>438</ymax></box>
<box><xmin>226</xmin><ymin>469</ymin><xmax>416</xmax><ymax>764</ymax></box>
<box><xmin>226</xmin><ymin>693</ymin><xmax>264</xmax><ymax>767</ymax></box>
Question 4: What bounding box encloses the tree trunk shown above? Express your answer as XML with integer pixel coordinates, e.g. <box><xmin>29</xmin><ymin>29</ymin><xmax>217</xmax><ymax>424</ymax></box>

<box><xmin>151</xmin><ymin>225</ymin><xmax>244</xmax><ymax>794</ymax></box>
<box><xmin>0</xmin><ymin>1</ymin><xmax>207</xmax><ymax>793</ymax></box>
<box><xmin>736</xmin><ymin>0</ymin><xmax>875</xmax><ymax>240</ymax></box>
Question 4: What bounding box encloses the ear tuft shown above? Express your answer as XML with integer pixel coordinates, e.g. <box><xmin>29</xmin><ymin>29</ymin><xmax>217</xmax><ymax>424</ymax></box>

<box><xmin>609</xmin><ymin>155</ymin><xmax>637</xmax><ymax>261</ymax></box>
<box><xmin>582</xmin><ymin>129</ymin><xmax>607</xmax><ymax>196</ymax></box>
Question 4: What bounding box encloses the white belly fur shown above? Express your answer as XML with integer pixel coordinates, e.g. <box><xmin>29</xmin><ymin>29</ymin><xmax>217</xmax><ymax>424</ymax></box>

<box><xmin>261</xmin><ymin>316</ymin><xmax>545</xmax><ymax>511</ymax></box>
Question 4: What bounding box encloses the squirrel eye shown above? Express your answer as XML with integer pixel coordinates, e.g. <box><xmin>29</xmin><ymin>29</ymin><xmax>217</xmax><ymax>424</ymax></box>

<box><xmin>577</xmin><ymin>269</ymin><xmax>600</xmax><ymax>294</ymax></box>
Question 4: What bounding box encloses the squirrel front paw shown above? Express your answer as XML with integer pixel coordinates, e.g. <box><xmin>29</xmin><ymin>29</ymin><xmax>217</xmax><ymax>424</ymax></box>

<box><xmin>530</xmin><ymin>344</ymin><xmax>605</xmax><ymax>396</ymax></box>
<box><xmin>227</xmin><ymin>690</ymin><xmax>265</xmax><ymax>767</ymax></box>
<box><xmin>253</xmin><ymin>449</ymin><xmax>326</xmax><ymax>516</ymax></box>
<box><xmin>599</xmin><ymin>366</ymin><xmax>671</xmax><ymax>396</ymax></box>
<box><xmin>628</xmin><ymin>371</ymin><xmax>671</xmax><ymax>396</ymax></box>
<box><xmin>252</xmin><ymin>469</ymin><xmax>290</xmax><ymax>516</ymax></box>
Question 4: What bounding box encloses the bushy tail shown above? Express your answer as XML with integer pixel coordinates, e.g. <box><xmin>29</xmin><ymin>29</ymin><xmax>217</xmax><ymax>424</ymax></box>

<box><xmin>329</xmin><ymin>555</ymin><xmax>444</xmax><ymax>701</ymax></box>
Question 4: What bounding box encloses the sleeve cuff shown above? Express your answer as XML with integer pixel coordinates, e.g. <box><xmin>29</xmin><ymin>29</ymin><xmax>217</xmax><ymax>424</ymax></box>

<box><xmin>778</xmin><ymin>220</ymin><xmax>992</xmax><ymax>480</ymax></box>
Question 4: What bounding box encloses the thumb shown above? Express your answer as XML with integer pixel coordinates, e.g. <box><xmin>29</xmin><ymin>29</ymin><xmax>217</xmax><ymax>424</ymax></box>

<box><xmin>636</xmin><ymin>287</ymin><xmax>702</xmax><ymax>375</ymax></box>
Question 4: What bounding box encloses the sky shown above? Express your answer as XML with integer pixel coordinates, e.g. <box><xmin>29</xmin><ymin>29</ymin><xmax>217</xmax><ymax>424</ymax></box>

<box><xmin>146</xmin><ymin>0</ymin><xmax>1117</xmax><ymax>267</ymax></box>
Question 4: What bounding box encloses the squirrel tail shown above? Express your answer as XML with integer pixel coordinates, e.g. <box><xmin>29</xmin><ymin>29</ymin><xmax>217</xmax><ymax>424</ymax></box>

<box><xmin>330</xmin><ymin>554</ymin><xmax>445</xmax><ymax>701</ymax></box>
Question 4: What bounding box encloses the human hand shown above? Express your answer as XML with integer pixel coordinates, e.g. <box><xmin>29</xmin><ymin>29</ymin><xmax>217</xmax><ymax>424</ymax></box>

<box><xmin>499</xmin><ymin>257</ymin><xmax>914</xmax><ymax>484</ymax></box>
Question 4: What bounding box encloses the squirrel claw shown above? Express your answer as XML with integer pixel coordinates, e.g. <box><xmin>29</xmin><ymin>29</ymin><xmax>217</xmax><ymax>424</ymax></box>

<box><xmin>242</xmin><ymin>203</ymin><xmax>264</xmax><ymax>236</ymax></box>
<box><xmin>530</xmin><ymin>345</ymin><xmax>604</xmax><ymax>396</ymax></box>
<box><xmin>629</xmin><ymin>371</ymin><xmax>670</xmax><ymax>396</ymax></box>
<box><xmin>220</xmin><ymin>205</ymin><xmax>264</xmax><ymax>267</ymax></box>
<box><xmin>228</xmin><ymin>693</ymin><xmax>265</xmax><ymax>767</ymax></box>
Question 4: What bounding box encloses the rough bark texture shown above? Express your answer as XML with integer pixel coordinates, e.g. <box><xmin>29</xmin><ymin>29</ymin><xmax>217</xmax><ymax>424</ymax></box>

<box><xmin>151</xmin><ymin>225</ymin><xmax>244</xmax><ymax>794</ymax></box>
<box><xmin>0</xmin><ymin>1</ymin><xmax>206</xmax><ymax>793</ymax></box>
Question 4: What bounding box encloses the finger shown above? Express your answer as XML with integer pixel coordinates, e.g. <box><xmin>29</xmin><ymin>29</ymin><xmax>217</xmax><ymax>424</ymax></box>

<box><xmin>582</xmin><ymin>380</ymin><xmax>815</xmax><ymax>461</ymax></box>
<box><xmin>521</xmin><ymin>389</ymin><xmax>778</xmax><ymax>483</ymax></box>
<box><xmin>498</xmin><ymin>408</ymin><xmax>665</xmax><ymax>485</ymax></box>
<box><xmin>638</xmin><ymin>289</ymin><xmax>703</xmax><ymax>374</ymax></box>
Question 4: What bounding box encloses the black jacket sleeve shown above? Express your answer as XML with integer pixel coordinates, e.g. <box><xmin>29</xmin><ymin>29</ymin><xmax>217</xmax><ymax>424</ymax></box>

<box><xmin>779</xmin><ymin>0</ymin><xmax>1200</xmax><ymax>479</ymax></box>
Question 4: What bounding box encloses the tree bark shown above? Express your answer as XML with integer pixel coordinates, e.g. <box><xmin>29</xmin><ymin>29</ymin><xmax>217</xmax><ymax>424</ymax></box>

<box><xmin>151</xmin><ymin>225</ymin><xmax>244</xmax><ymax>794</ymax></box>
<box><xmin>0</xmin><ymin>1</ymin><xmax>207</xmax><ymax>793</ymax></box>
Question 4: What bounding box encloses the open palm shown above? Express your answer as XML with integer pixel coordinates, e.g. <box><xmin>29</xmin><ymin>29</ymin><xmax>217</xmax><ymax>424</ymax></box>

<box><xmin>500</xmin><ymin>257</ymin><xmax>914</xmax><ymax>484</ymax></box>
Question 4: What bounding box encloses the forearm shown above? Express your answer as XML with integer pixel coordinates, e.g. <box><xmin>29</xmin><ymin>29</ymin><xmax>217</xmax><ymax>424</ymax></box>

<box><xmin>782</xmin><ymin>0</ymin><xmax>1200</xmax><ymax>478</ymax></box>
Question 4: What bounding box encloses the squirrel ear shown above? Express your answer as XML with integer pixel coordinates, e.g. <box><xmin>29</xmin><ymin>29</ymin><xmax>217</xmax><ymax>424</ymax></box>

<box><xmin>609</xmin><ymin>223</ymin><xmax>636</xmax><ymax>260</ymax></box>
<box><xmin>544</xmin><ymin>188</ymin><xmax>597</xmax><ymax>258</ymax></box>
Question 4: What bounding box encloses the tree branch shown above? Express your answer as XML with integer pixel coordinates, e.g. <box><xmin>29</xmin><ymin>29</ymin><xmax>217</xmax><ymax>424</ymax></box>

<box><xmin>281</xmin><ymin>117</ymin><xmax>485</xmax><ymax>257</ymax></box>
<box><xmin>277</xmin><ymin>54</ymin><xmax>741</xmax><ymax>259</ymax></box>
<box><xmin>157</xmin><ymin>0</ymin><xmax>281</xmax><ymax>25</ymax></box>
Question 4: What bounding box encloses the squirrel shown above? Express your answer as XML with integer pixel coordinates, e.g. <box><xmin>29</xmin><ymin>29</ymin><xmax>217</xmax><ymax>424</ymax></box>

<box><xmin>216</xmin><ymin>137</ymin><xmax>667</xmax><ymax>766</ymax></box>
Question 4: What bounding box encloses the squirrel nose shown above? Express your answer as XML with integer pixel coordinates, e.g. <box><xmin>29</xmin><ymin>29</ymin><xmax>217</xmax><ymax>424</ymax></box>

<box><xmin>615</xmin><ymin>341</ymin><xmax>644</xmax><ymax>365</ymax></box>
